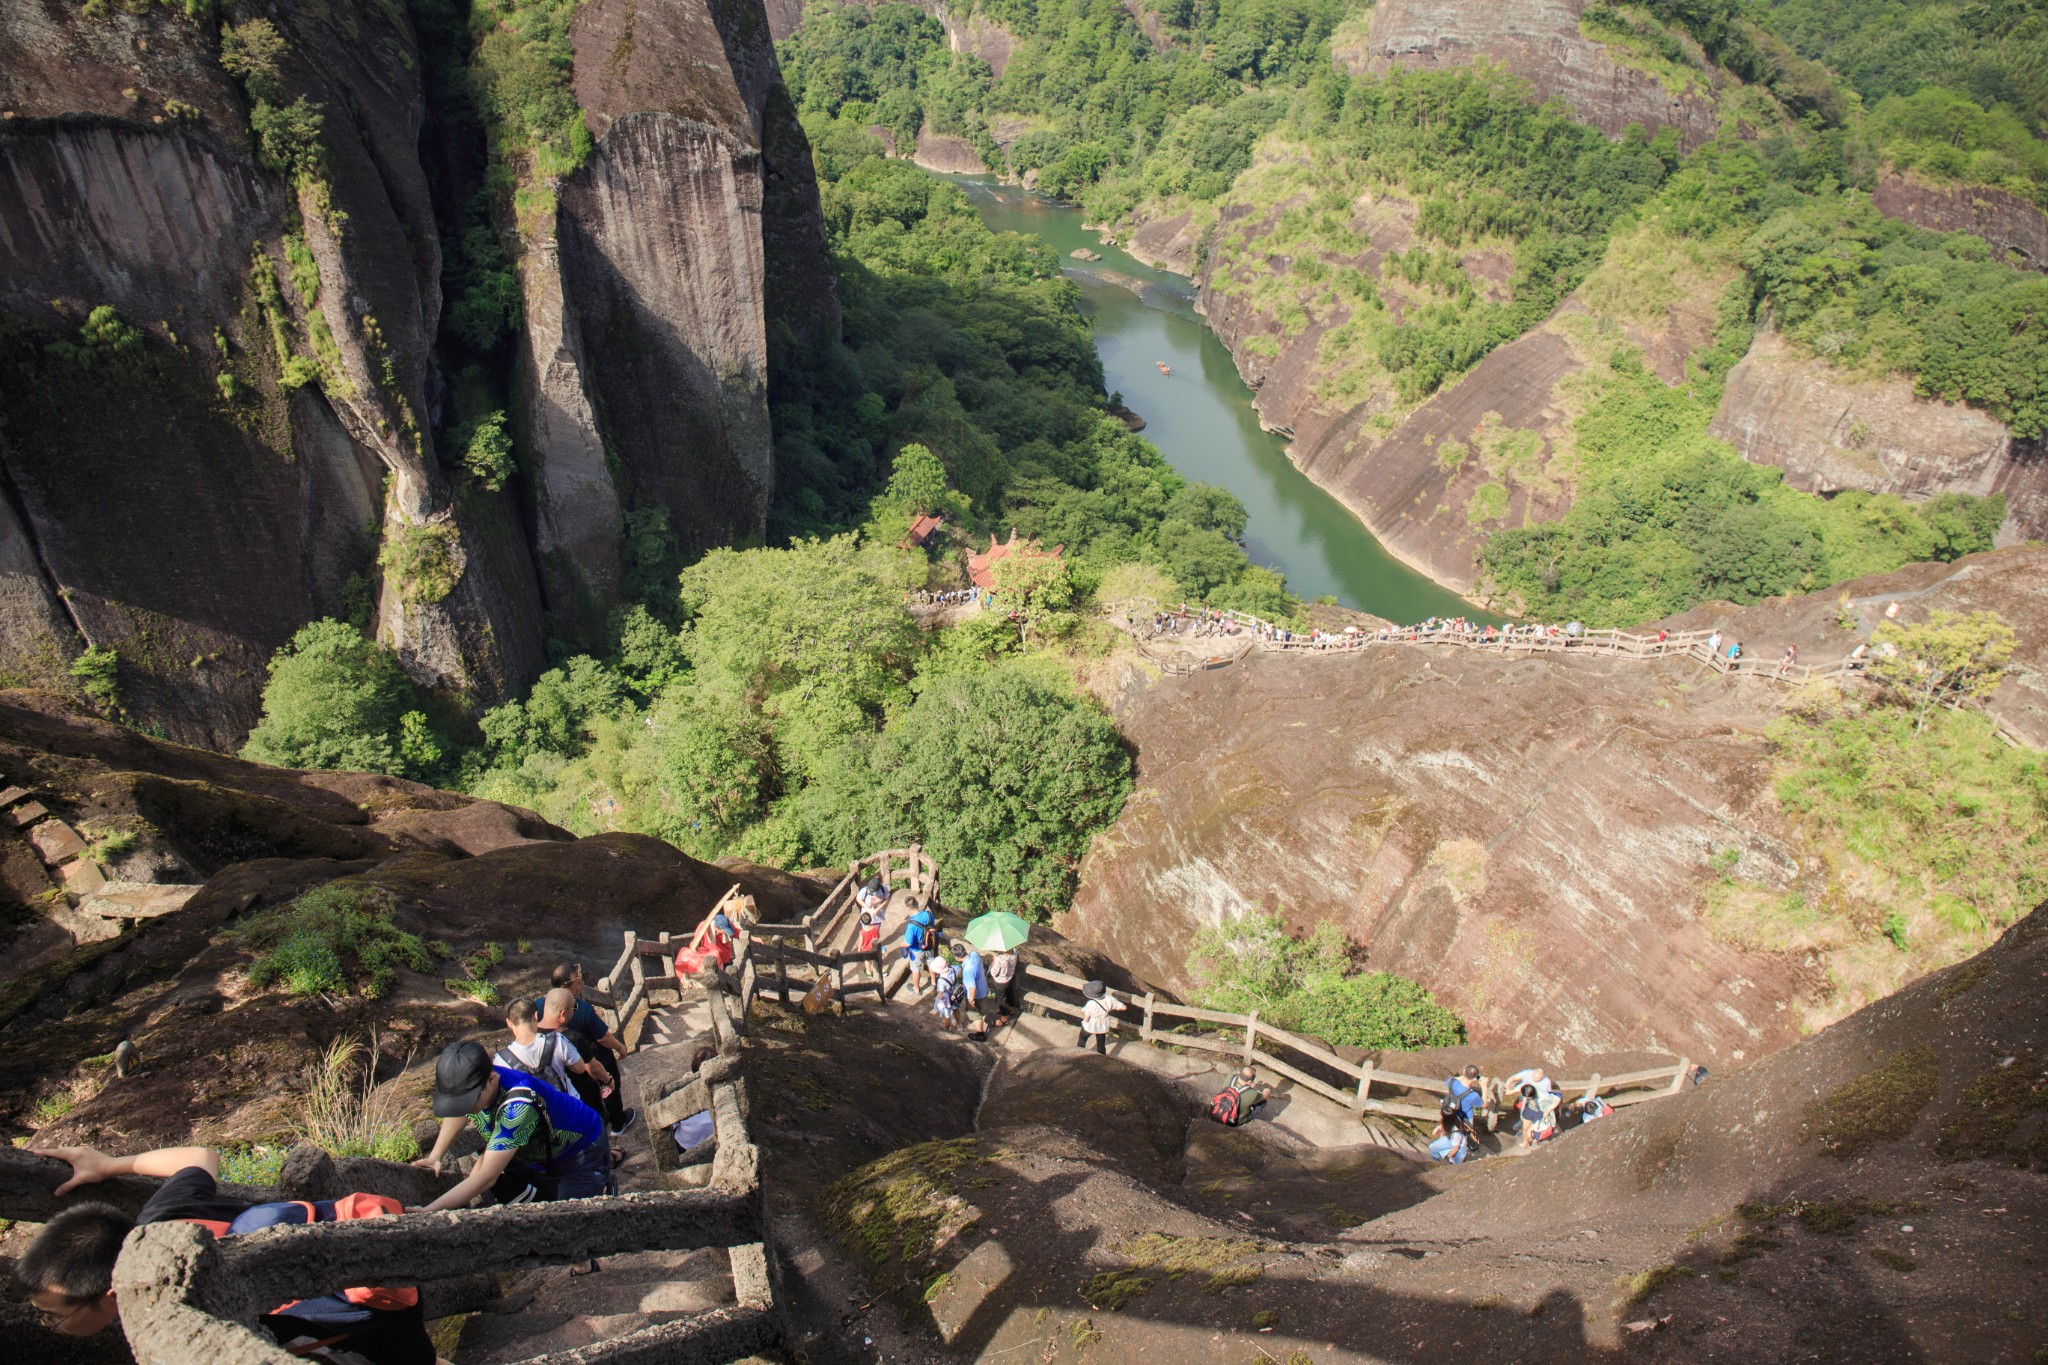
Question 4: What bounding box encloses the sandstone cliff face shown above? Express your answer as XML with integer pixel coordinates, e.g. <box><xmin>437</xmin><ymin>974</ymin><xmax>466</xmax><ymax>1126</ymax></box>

<box><xmin>1344</xmin><ymin>0</ymin><xmax>1721</xmax><ymax>151</ymax></box>
<box><xmin>1712</xmin><ymin>331</ymin><xmax>2048</xmax><ymax>542</ymax></box>
<box><xmin>0</xmin><ymin>1</ymin><xmax>544</xmax><ymax>745</ymax></box>
<box><xmin>1871</xmin><ymin>172</ymin><xmax>2048</xmax><ymax>271</ymax></box>
<box><xmin>510</xmin><ymin>0</ymin><xmax>838</xmax><ymax>641</ymax></box>
<box><xmin>0</xmin><ymin>0</ymin><xmax>836</xmax><ymax>736</ymax></box>
<box><xmin>1070</xmin><ymin>643</ymin><xmax>1812</xmax><ymax>1065</ymax></box>
<box><xmin>1070</xmin><ymin>548</ymin><xmax>2048</xmax><ymax>1061</ymax></box>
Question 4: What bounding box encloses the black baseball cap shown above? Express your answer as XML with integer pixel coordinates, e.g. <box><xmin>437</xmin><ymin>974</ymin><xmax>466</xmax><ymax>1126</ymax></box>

<box><xmin>432</xmin><ymin>1040</ymin><xmax>495</xmax><ymax>1118</ymax></box>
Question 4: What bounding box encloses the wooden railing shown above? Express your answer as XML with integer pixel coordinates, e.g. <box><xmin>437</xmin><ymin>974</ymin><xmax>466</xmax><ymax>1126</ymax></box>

<box><xmin>1101</xmin><ymin>599</ymin><xmax>1871</xmax><ymax>687</ymax></box>
<box><xmin>1007</xmin><ymin>966</ymin><xmax>1694</xmax><ymax>1122</ymax></box>
<box><xmin>644</xmin><ymin>896</ymin><xmax>1696</xmax><ymax>1131</ymax></box>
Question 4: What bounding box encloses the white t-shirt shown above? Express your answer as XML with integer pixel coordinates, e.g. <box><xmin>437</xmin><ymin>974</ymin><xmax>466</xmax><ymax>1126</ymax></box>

<box><xmin>502</xmin><ymin>1033</ymin><xmax>582</xmax><ymax>1091</ymax></box>
<box><xmin>1506</xmin><ymin>1068</ymin><xmax>1557</xmax><ymax>1098</ymax></box>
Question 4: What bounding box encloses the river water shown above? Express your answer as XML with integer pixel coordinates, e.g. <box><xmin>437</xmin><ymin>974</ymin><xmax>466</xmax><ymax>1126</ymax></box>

<box><xmin>944</xmin><ymin>175</ymin><xmax>1481</xmax><ymax>622</ymax></box>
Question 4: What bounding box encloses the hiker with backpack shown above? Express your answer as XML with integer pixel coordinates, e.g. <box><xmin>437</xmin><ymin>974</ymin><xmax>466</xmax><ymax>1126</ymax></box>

<box><xmin>1077</xmin><ymin>980</ymin><xmax>1125</xmax><ymax>1053</ymax></box>
<box><xmin>931</xmin><ymin>952</ymin><xmax>964</xmax><ymax>1030</ymax></box>
<box><xmin>1445</xmin><ymin>1064</ymin><xmax>1491</xmax><ymax>1133</ymax></box>
<box><xmin>1210</xmin><ymin>1066</ymin><xmax>1269</xmax><ymax>1126</ymax></box>
<box><xmin>21</xmin><ymin>1142</ymin><xmax>439</xmax><ymax>1362</ymax></box>
<box><xmin>500</xmin><ymin>996</ymin><xmax>600</xmax><ymax>1096</ymax></box>
<box><xmin>903</xmin><ymin>905</ymin><xmax>939</xmax><ymax>993</ymax></box>
<box><xmin>540</xmin><ymin>987</ymin><xmax>636</xmax><ymax>1137</ymax></box>
<box><xmin>988</xmin><ymin>945</ymin><xmax>1020</xmax><ymax>1024</ymax></box>
<box><xmin>958</xmin><ymin>941</ymin><xmax>990</xmax><ymax>1041</ymax></box>
<box><xmin>414</xmin><ymin>1040</ymin><xmax>612</xmax><ymax>1215</ymax></box>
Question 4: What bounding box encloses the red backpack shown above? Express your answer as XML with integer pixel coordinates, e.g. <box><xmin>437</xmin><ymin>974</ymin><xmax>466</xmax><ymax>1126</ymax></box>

<box><xmin>1209</xmin><ymin>1087</ymin><xmax>1242</xmax><ymax>1125</ymax></box>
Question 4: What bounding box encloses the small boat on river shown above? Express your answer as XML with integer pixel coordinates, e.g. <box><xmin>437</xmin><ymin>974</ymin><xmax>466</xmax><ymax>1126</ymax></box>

<box><xmin>1156</xmin><ymin>361</ymin><xmax>1171</xmax><ymax>375</ymax></box>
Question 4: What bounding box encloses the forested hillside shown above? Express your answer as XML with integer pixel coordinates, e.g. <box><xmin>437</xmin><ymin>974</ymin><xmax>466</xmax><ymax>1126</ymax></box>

<box><xmin>777</xmin><ymin>0</ymin><xmax>2041</xmax><ymax>621</ymax></box>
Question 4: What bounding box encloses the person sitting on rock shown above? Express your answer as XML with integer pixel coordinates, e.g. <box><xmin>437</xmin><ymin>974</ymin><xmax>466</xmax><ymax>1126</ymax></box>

<box><xmin>1429</xmin><ymin>1096</ymin><xmax>1473</xmax><ymax>1164</ymax></box>
<box><xmin>1514</xmin><ymin>1083</ymin><xmax>1561</xmax><ymax>1149</ymax></box>
<box><xmin>20</xmin><ymin>1142</ymin><xmax>438</xmax><ymax>1363</ymax></box>
<box><xmin>413</xmin><ymin>1040</ymin><xmax>612</xmax><ymax>1213</ymax></box>
<box><xmin>1215</xmin><ymin>1066</ymin><xmax>1270</xmax><ymax>1125</ymax></box>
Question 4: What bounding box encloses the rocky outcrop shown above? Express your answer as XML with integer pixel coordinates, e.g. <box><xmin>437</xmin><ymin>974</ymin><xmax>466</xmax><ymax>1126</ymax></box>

<box><xmin>1070</xmin><ymin>548</ymin><xmax>2048</xmax><ymax>1061</ymax></box>
<box><xmin>911</xmin><ymin>124</ymin><xmax>988</xmax><ymax>174</ymax></box>
<box><xmin>1872</xmin><ymin>172</ymin><xmax>2048</xmax><ymax>270</ymax></box>
<box><xmin>1346</xmin><ymin>0</ymin><xmax>1721</xmax><ymax>151</ymax></box>
<box><xmin>0</xmin><ymin>0</ymin><xmax>547</xmax><ymax>743</ymax></box>
<box><xmin>1712</xmin><ymin>331</ymin><xmax>2048</xmax><ymax>541</ymax></box>
<box><xmin>504</xmin><ymin>0</ymin><xmax>839</xmax><ymax>644</ymax></box>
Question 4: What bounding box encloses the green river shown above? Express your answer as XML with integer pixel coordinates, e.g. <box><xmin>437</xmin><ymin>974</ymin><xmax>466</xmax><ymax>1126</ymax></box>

<box><xmin>946</xmin><ymin>174</ymin><xmax>1483</xmax><ymax>622</ymax></box>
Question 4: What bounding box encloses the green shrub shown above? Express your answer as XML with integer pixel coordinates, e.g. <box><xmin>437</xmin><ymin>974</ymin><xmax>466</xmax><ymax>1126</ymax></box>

<box><xmin>378</xmin><ymin>523</ymin><xmax>462</xmax><ymax>604</ymax></box>
<box><xmin>453</xmin><ymin>410</ymin><xmax>516</xmax><ymax>491</ymax></box>
<box><xmin>1189</xmin><ymin>912</ymin><xmax>1465</xmax><ymax>1050</ymax></box>
<box><xmin>69</xmin><ymin>645</ymin><xmax>120</xmax><ymax>710</ymax></box>
<box><xmin>249</xmin><ymin>97</ymin><xmax>327</xmax><ymax>183</ymax></box>
<box><xmin>242</xmin><ymin>619</ymin><xmax>426</xmax><ymax>776</ymax></box>
<box><xmin>237</xmin><ymin>883</ymin><xmax>432</xmax><ymax>999</ymax></box>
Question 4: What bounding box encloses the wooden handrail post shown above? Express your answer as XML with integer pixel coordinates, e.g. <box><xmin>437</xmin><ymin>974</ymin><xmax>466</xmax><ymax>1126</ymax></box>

<box><xmin>777</xmin><ymin>939</ymin><xmax>790</xmax><ymax>1006</ymax></box>
<box><xmin>832</xmin><ymin>952</ymin><xmax>846</xmax><ymax>1010</ymax></box>
<box><xmin>1353</xmin><ymin>1061</ymin><xmax>1374</xmax><ymax>1115</ymax></box>
<box><xmin>1141</xmin><ymin>992</ymin><xmax>1155</xmax><ymax>1041</ymax></box>
<box><xmin>1581</xmin><ymin>1072</ymin><xmax>1603</xmax><ymax>1102</ymax></box>
<box><xmin>1242</xmin><ymin>1011</ymin><xmax>1258</xmax><ymax>1064</ymax></box>
<box><xmin>1668</xmin><ymin>1058</ymin><xmax>1692</xmax><ymax>1094</ymax></box>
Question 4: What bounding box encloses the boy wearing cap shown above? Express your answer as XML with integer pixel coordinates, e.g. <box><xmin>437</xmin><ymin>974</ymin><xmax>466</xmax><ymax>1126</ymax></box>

<box><xmin>413</xmin><ymin>1041</ymin><xmax>611</xmax><ymax>1213</ymax></box>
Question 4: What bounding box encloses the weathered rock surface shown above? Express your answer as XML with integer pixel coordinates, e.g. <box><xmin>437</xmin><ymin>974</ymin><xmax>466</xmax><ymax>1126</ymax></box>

<box><xmin>1068</xmin><ymin>548</ymin><xmax>2048</xmax><ymax>1064</ymax></box>
<box><xmin>1872</xmin><ymin>172</ymin><xmax>2048</xmax><ymax>270</ymax></box>
<box><xmin>1712</xmin><ymin>330</ymin><xmax>2048</xmax><ymax>541</ymax></box>
<box><xmin>507</xmin><ymin>0</ymin><xmax>839</xmax><ymax>644</ymax></box>
<box><xmin>1346</xmin><ymin>0</ymin><xmax>1721</xmax><ymax>150</ymax></box>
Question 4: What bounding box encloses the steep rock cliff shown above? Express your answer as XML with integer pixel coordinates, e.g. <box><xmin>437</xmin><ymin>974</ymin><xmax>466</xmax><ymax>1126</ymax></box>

<box><xmin>1871</xmin><ymin>172</ymin><xmax>2048</xmax><ymax>271</ymax></box>
<box><xmin>0</xmin><ymin>0</ymin><xmax>837</xmax><ymax>737</ymax></box>
<box><xmin>0</xmin><ymin>0</ymin><xmax>546</xmax><ymax>746</ymax></box>
<box><xmin>516</xmin><ymin>0</ymin><xmax>839</xmax><ymax>641</ymax></box>
<box><xmin>1342</xmin><ymin>0</ymin><xmax>1722</xmax><ymax>151</ymax></box>
<box><xmin>1711</xmin><ymin>330</ymin><xmax>2048</xmax><ymax>541</ymax></box>
<box><xmin>1069</xmin><ymin>548</ymin><xmax>2048</xmax><ymax>1062</ymax></box>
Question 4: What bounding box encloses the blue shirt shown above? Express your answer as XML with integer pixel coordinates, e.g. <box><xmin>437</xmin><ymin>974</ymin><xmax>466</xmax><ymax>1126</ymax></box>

<box><xmin>474</xmin><ymin>1065</ymin><xmax>603</xmax><ymax>1170</ymax></box>
<box><xmin>961</xmin><ymin>946</ymin><xmax>987</xmax><ymax>998</ymax></box>
<box><xmin>1447</xmin><ymin>1078</ymin><xmax>1484</xmax><ymax>1124</ymax></box>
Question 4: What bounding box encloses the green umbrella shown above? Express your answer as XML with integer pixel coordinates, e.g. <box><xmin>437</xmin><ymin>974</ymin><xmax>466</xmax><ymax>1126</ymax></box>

<box><xmin>963</xmin><ymin>911</ymin><xmax>1031</xmax><ymax>952</ymax></box>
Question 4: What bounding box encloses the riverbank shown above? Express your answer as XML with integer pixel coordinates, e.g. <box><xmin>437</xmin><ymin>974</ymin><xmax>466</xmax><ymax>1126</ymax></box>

<box><xmin>939</xmin><ymin>174</ymin><xmax>1494</xmax><ymax>625</ymax></box>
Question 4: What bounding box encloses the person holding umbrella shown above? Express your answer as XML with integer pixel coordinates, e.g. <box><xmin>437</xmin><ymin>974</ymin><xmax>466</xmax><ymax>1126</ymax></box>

<box><xmin>964</xmin><ymin>911</ymin><xmax>1031</xmax><ymax>1032</ymax></box>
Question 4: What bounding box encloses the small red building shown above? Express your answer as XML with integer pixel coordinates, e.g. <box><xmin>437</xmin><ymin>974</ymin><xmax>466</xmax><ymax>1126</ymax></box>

<box><xmin>901</xmin><ymin>513</ymin><xmax>945</xmax><ymax>550</ymax></box>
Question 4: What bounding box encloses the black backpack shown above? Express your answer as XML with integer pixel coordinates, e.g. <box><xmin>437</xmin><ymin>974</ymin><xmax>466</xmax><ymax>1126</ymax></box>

<box><xmin>496</xmin><ymin>1034</ymin><xmax>564</xmax><ymax>1090</ymax></box>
